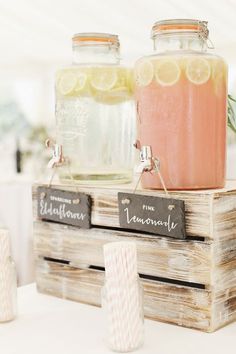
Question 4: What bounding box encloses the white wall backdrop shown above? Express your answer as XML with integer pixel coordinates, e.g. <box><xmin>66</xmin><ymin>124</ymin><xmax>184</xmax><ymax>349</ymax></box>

<box><xmin>0</xmin><ymin>0</ymin><xmax>236</xmax><ymax>124</ymax></box>
<box><xmin>0</xmin><ymin>0</ymin><xmax>236</xmax><ymax>66</ymax></box>
<box><xmin>0</xmin><ymin>0</ymin><xmax>236</xmax><ymax>127</ymax></box>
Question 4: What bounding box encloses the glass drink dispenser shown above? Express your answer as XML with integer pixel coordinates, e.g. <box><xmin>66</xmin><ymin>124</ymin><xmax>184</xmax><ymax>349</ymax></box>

<box><xmin>55</xmin><ymin>33</ymin><xmax>135</xmax><ymax>183</ymax></box>
<box><xmin>135</xmin><ymin>20</ymin><xmax>227</xmax><ymax>189</ymax></box>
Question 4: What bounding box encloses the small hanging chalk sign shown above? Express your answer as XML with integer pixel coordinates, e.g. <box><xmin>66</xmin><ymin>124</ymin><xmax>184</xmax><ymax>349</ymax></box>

<box><xmin>118</xmin><ymin>192</ymin><xmax>186</xmax><ymax>239</ymax></box>
<box><xmin>37</xmin><ymin>187</ymin><xmax>91</xmax><ymax>229</ymax></box>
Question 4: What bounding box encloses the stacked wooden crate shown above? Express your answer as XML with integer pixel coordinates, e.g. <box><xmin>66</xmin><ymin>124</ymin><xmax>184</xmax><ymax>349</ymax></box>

<box><xmin>33</xmin><ymin>182</ymin><xmax>236</xmax><ymax>332</ymax></box>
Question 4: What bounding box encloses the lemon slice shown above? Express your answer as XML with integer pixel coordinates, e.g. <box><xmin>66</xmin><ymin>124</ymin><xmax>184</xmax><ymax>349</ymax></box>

<box><xmin>134</xmin><ymin>60</ymin><xmax>154</xmax><ymax>87</ymax></box>
<box><xmin>58</xmin><ymin>72</ymin><xmax>77</xmax><ymax>95</ymax></box>
<box><xmin>74</xmin><ymin>71</ymin><xmax>87</xmax><ymax>92</ymax></box>
<box><xmin>211</xmin><ymin>59</ymin><xmax>227</xmax><ymax>81</ymax></box>
<box><xmin>94</xmin><ymin>86</ymin><xmax>129</xmax><ymax>104</ymax></box>
<box><xmin>114</xmin><ymin>67</ymin><xmax>127</xmax><ymax>88</ymax></box>
<box><xmin>90</xmin><ymin>67</ymin><xmax>117</xmax><ymax>91</ymax></box>
<box><xmin>186</xmin><ymin>57</ymin><xmax>211</xmax><ymax>85</ymax></box>
<box><xmin>127</xmin><ymin>69</ymin><xmax>135</xmax><ymax>93</ymax></box>
<box><xmin>154</xmin><ymin>59</ymin><xmax>181</xmax><ymax>86</ymax></box>
<box><xmin>211</xmin><ymin>59</ymin><xmax>227</xmax><ymax>96</ymax></box>
<box><xmin>109</xmin><ymin>86</ymin><xmax>129</xmax><ymax>96</ymax></box>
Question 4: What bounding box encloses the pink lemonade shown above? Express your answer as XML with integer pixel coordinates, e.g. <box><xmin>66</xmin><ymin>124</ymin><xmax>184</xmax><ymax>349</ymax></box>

<box><xmin>135</xmin><ymin>19</ymin><xmax>227</xmax><ymax>190</ymax></box>
<box><xmin>135</xmin><ymin>55</ymin><xmax>227</xmax><ymax>189</ymax></box>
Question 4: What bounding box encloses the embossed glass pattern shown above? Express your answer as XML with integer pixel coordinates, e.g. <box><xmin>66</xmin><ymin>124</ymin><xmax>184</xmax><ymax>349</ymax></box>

<box><xmin>55</xmin><ymin>33</ymin><xmax>135</xmax><ymax>183</ymax></box>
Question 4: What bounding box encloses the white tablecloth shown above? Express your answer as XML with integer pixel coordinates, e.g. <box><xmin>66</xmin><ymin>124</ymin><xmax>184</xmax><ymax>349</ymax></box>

<box><xmin>0</xmin><ymin>176</ymin><xmax>34</xmax><ymax>285</ymax></box>
<box><xmin>0</xmin><ymin>284</ymin><xmax>235</xmax><ymax>354</ymax></box>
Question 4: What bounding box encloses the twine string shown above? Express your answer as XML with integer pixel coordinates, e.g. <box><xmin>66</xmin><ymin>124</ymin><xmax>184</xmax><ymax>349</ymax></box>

<box><xmin>133</xmin><ymin>170</ymin><xmax>144</xmax><ymax>194</ymax></box>
<box><xmin>152</xmin><ymin>158</ymin><xmax>169</xmax><ymax>196</ymax></box>
<box><xmin>133</xmin><ymin>156</ymin><xmax>169</xmax><ymax>197</ymax></box>
<box><xmin>48</xmin><ymin>166</ymin><xmax>57</xmax><ymax>188</ymax></box>
<box><xmin>66</xmin><ymin>162</ymin><xmax>79</xmax><ymax>192</ymax></box>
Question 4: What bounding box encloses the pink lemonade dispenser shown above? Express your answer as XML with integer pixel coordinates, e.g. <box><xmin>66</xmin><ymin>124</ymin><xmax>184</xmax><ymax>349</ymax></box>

<box><xmin>135</xmin><ymin>19</ymin><xmax>227</xmax><ymax>190</ymax></box>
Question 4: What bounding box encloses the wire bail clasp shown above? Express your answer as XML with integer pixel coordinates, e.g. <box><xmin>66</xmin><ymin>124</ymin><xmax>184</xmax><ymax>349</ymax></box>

<box><xmin>197</xmin><ymin>20</ymin><xmax>214</xmax><ymax>49</ymax></box>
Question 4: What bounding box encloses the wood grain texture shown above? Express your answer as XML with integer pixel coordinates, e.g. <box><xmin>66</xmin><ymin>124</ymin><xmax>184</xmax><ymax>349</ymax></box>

<box><xmin>32</xmin><ymin>184</ymin><xmax>212</xmax><ymax>238</ymax></box>
<box><xmin>34</xmin><ymin>220</ymin><xmax>236</xmax><ymax>290</ymax></box>
<box><xmin>33</xmin><ymin>182</ymin><xmax>236</xmax><ymax>240</ymax></box>
<box><xmin>33</xmin><ymin>221</ymin><xmax>211</xmax><ymax>285</ymax></box>
<box><xmin>33</xmin><ymin>182</ymin><xmax>236</xmax><ymax>332</ymax></box>
<box><xmin>35</xmin><ymin>259</ymin><xmax>236</xmax><ymax>332</ymax></box>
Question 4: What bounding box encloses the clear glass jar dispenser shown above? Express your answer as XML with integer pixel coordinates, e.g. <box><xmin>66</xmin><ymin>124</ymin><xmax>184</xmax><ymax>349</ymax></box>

<box><xmin>135</xmin><ymin>19</ymin><xmax>227</xmax><ymax>189</ymax></box>
<box><xmin>56</xmin><ymin>33</ymin><xmax>135</xmax><ymax>183</ymax></box>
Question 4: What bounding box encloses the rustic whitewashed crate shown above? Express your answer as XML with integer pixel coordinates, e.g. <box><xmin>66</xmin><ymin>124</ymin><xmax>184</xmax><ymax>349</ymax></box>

<box><xmin>33</xmin><ymin>182</ymin><xmax>236</xmax><ymax>332</ymax></box>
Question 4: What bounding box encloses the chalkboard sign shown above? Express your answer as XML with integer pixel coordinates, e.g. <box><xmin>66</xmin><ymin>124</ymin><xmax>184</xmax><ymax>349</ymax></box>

<box><xmin>118</xmin><ymin>192</ymin><xmax>186</xmax><ymax>239</ymax></box>
<box><xmin>37</xmin><ymin>187</ymin><xmax>91</xmax><ymax>229</ymax></box>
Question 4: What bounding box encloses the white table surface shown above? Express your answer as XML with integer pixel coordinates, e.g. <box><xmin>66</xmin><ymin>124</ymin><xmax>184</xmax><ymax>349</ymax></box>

<box><xmin>0</xmin><ymin>284</ymin><xmax>235</xmax><ymax>354</ymax></box>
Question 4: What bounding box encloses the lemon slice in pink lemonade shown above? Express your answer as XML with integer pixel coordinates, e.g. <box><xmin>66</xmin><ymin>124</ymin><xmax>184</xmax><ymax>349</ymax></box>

<box><xmin>186</xmin><ymin>57</ymin><xmax>211</xmax><ymax>85</ymax></box>
<box><xmin>211</xmin><ymin>59</ymin><xmax>226</xmax><ymax>79</ymax></box>
<box><xmin>58</xmin><ymin>71</ymin><xmax>77</xmax><ymax>95</ymax></box>
<box><xmin>134</xmin><ymin>60</ymin><xmax>154</xmax><ymax>87</ymax></box>
<box><xmin>154</xmin><ymin>58</ymin><xmax>181</xmax><ymax>86</ymax></box>
<box><xmin>90</xmin><ymin>67</ymin><xmax>118</xmax><ymax>91</ymax></box>
<box><xmin>211</xmin><ymin>59</ymin><xmax>227</xmax><ymax>95</ymax></box>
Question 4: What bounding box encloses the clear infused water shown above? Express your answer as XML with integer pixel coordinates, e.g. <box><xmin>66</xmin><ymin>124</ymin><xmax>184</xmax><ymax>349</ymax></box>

<box><xmin>55</xmin><ymin>66</ymin><xmax>135</xmax><ymax>183</ymax></box>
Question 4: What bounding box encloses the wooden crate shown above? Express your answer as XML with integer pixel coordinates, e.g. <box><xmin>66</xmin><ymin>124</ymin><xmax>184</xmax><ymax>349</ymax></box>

<box><xmin>33</xmin><ymin>182</ymin><xmax>236</xmax><ymax>332</ymax></box>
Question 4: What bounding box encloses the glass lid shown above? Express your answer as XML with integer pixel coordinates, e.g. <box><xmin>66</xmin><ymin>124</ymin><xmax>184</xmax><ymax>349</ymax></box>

<box><xmin>151</xmin><ymin>19</ymin><xmax>209</xmax><ymax>40</ymax></box>
<box><xmin>72</xmin><ymin>33</ymin><xmax>120</xmax><ymax>47</ymax></box>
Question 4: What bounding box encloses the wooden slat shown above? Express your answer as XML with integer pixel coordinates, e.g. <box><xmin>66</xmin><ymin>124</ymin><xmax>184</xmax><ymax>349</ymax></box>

<box><xmin>36</xmin><ymin>259</ymin><xmax>213</xmax><ymax>332</ymax></box>
<box><xmin>32</xmin><ymin>182</ymin><xmax>236</xmax><ymax>332</ymax></box>
<box><xmin>32</xmin><ymin>183</ymin><xmax>213</xmax><ymax>239</ymax></box>
<box><xmin>33</xmin><ymin>182</ymin><xmax>236</xmax><ymax>240</ymax></box>
<box><xmin>36</xmin><ymin>259</ymin><xmax>236</xmax><ymax>332</ymax></box>
<box><xmin>34</xmin><ymin>220</ymin><xmax>211</xmax><ymax>285</ymax></box>
<box><xmin>214</xmin><ymin>202</ymin><xmax>236</xmax><ymax>241</ymax></box>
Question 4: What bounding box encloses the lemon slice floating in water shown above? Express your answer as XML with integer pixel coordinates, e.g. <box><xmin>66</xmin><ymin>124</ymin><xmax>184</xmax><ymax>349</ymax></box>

<box><xmin>186</xmin><ymin>57</ymin><xmax>211</xmax><ymax>85</ymax></box>
<box><xmin>58</xmin><ymin>72</ymin><xmax>77</xmax><ymax>95</ymax></box>
<box><xmin>154</xmin><ymin>58</ymin><xmax>181</xmax><ymax>86</ymax></box>
<box><xmin>134</xmin><ymin>60</ymin><xmax>154</xmax><ymax>87</ymax></box>
<box><xmin>74</xmin><ymin>71</ymin><xmax>88</xmax><ymax>92</ymax></box>
<box><xmin>90</xmin><ymin>67</ymin><xmax>117</xmax><ymax>91</ymax></box>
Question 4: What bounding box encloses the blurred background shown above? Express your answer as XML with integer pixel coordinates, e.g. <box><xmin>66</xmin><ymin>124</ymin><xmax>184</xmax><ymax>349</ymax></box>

<box><xmin>0</xmin><ymin>0</ymin><xmax>236</xmax><ymax>285</ymax></box>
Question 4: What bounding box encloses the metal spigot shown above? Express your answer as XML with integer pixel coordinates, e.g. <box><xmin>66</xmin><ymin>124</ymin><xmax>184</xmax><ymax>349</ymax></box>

<box><xmin>133</xmin><ymin>140</ymin><xmax>168</xmax><ymax>195</ymax></box>
<box><xmin>45</xmin><ymin>139</ymin><xmax>66</xmax><ymax>169</ymax></box>
<box><xmin>137</xmin><ymin>146</ymin><xmax>153</xmax><ymax>173</ymax></box>
<box><xmin>134</xmin><ymin>141</ymin><xmax>159</xmax><ymax>173</ymax></box>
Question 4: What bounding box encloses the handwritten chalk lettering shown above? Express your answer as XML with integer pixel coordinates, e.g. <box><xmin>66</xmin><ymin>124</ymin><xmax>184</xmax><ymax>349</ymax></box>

<box><xmin>50</xmin><ymin>196</ymin><xmax>72</xmax><ymax>204</ymax></box>
<box><xmin>40</xmin><ymin>200</ymin><xmax>86</xmax><ymax>221</ymax></box>
<box><xmin>124</xmin><ymin>207</ymin><xmax>178</xmax><ymax>233</ymax></box>
<box><xmin>118</xmin><ymin>192</ymin><xmax>186</xmax><ymax>239</ymax></box>
<box><xmin>142</xmin><ymin>205</ymin><xmax>155</xmax><ymax>211</ymax></box>
<box><xmin>37</xmin><ymin>187</ymin><xmax>91</xmax><ymax>229</ymax></box>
